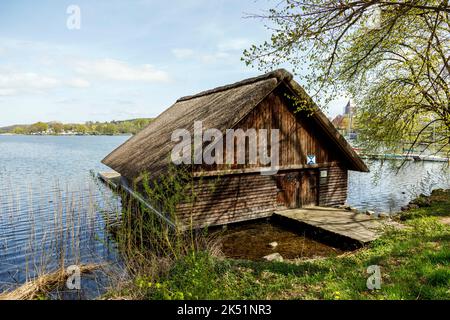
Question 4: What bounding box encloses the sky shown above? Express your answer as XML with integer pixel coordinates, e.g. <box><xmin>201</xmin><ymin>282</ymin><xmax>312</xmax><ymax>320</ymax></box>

<box><xmin>0</xmin><ymin>0</ymin><xmax>348</xmax><ymax>127</ymax></box>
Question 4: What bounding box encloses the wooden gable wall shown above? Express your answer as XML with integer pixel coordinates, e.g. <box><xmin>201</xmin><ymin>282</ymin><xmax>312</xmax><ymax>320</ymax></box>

<box><xmin>176</xmin><ymin>86</ymin><xmax>350</xmax><ymax>229</ymax></box>
<box><xmin>196</xmin><ymin>85</ymin><xmax>350</xmax><ymax>173</ymax></box>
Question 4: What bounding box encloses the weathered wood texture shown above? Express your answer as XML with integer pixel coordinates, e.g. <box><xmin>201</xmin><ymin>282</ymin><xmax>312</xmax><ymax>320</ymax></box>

<box><xmin>274</xmin><ymin>170</ymin><xmax>319</xmax><ymax>209</ymax></box>
<box><xmin>275</xmin><ymin>172</ymin><xmax>301</xmax><ymax>209</ymax></box>
<box><xmin>177</xmin><ymin>89</ymin><xmax>351</xmax><ymax>227</ymax></box>
<box><xmin>275</xmin><ymin>207</ymin><xmax>403</xmax><ymax>243</ymax></box>
<box><xmin>319</xmin><ymin>166</ymin><xmax>348</xmax><ymax>207</ymax></box>
<box><xmin>103</xmin><ymin>78</ymin><xmax>280</xmax><ymax>181</ymax></box>
<box><xmin>300</xmin><ymin>169</ymin><xmax>319</xmax><ymax>206</ymax></box>
<box><xmin>176</xmin><ymin>174</ymin><xmax>277</xmax><ymax>228</ymax></box>
<box><xmin>177</xmin><ymin>166</ymin><xmax>347</xmax><ymax>227</ymax></box>
<box><xmin>197</xmin><ymin>87</ymin><xmax>351</xmax><ymax>173</ymax></box>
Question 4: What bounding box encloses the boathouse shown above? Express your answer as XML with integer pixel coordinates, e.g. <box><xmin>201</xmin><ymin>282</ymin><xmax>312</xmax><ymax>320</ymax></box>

<box><xmin>102</xmin><ymin>69</ymin><xmax>369</xmax><ymax>229</ymax></box>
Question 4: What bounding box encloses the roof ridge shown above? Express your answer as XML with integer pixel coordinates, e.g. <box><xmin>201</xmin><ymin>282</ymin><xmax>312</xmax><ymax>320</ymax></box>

<box><xmin>177</xmin><ymin>69</ymin><xmax>293</xmax><ymax>102</ymax></box>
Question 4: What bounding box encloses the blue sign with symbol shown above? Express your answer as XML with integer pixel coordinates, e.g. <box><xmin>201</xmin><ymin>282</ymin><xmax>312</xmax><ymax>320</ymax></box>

<box><xmin>307</xmin><ymin>155</ymin><xmax>316</xmax><ymax>165</ymax></box>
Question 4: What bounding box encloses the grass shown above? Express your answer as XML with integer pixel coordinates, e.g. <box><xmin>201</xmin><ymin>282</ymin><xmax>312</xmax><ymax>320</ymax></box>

<box><xmin>109</xmin><ymin>189</ymin><xmax>450</xmax><ymax>300</ymax></box>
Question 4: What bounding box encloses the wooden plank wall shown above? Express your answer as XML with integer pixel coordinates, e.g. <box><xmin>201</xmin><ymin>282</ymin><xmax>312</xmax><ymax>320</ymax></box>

<box><xmin>196</xmin><ymin>87</ymin><xmax>348</xmax><ymax>173</ymax></box>
<box><xmin>319</xmin><ymin>166</ymin><xmax>348</xmax><ymax>207</ymax></box>
<box><xmin>177</xmin><ymin>166</ymin><xmax>348</xmax><ymax>228</ymax></box>
<box><xmin>178</xmin><ymin>86</ymin><xmax>351</xmax><ymax>227</ymax></box>
<box><xmin>176</xmin><ymin>174</ymin><xmax>277</xmax><ymax>228</ymax></box>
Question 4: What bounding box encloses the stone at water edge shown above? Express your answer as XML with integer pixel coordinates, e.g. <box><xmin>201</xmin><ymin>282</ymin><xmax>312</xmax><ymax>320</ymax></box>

<box><xmin>402</xmin><ymin>203</ymin><xmax>419</xmax><ymax>211</ymax></box>
<box><xmin>431</xmin><ymin>189</ymin><xmax>445</xmax><ymax>196</ymax></box>
<box><xmin>410</xmin><ymin>195</ymin><xmax>432</xmax><ymax>208</ymax></box>
<box><xmin>366</xmin><ymin>210</ymin><xmax>375</xmax><ymax>216</ymax></box>
<box><xmin>268</xmin><ymin>242</ymin><xmax>278</xmax><ymax>249</ymax></box>
<box><xmin>263</xmin><ymin>253</ymin><xmax>283</xmax><ymax>262</ymax></box>
<box><xmin>337</xmin><ymin>204</ymin><xmax>352</xmax><ymax>210</ymax></box>
<box><xmin>350</xmin><ymin>207</ymin><xmax>360</xmax><ymax>213</ymax></box>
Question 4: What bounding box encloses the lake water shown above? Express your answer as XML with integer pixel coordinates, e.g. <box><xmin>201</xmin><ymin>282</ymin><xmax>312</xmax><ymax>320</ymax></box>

<box><xmin>348</xmin><ymin>160</ymin><xmax>450</xmax><ymax>213</ymax></box>
<box><xmin>0</xmin><ymin>135</ymin><xmax>129</xmax><ymax>298</ymax></box>
<box><xmin>0</xmin><ymin>135</ymin><xmax>449</xmax><ymax>297</ymax></box>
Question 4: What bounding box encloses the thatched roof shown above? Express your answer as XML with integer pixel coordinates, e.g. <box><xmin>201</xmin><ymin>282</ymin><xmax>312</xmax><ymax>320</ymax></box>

<box><xmin>102</xmin><ymin>69</ymin><xmax>368</xmax><ymax>180</ymax></box>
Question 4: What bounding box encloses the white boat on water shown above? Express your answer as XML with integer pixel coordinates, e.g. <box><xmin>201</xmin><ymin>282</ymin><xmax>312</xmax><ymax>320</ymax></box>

<box><xmin>417</xmin><ymin>155</ymin><xmax>449</xmax><ymax>162</ymax></box>
<box><xmin>355</xmin><ymin>151</ymin><xmax>449</xmax><ymax>163</ymax></box>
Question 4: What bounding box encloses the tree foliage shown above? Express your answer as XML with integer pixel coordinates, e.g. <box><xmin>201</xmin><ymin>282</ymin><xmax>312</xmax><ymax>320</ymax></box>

<box><xmin>4</xmin><ymin>119</ymin><xmax>153</xmax><ymax>136</ymax></box>
<box><xmin>29</xmin><ymin>122</ymin><xmax>49</xmax><ymax>134</ymax></box>
<box><xmin>50</xmin><ymin>122</ymin><xmax>64</xmax><ymax>134</ymax></box>
<box><xmin>243</xmin><ymin>0</ymin><xmax>450</xmax><ymax>155</ymax></box>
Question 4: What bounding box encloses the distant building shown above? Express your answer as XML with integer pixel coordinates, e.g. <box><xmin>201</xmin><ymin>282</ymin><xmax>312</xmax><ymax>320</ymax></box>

<box><xmin>331</xmin><ymin>114</ymin><xmax>346</xmax><ymax>130</ymax></box>
<box><xmin>344</xmin><ymin>99</ymin><xmax>356</xmax><ymax>116</ymax></box>
<box><xmin>332</xmin><ymin>100</ymin><xmax>357</xmax><ymax>138</ymax></box>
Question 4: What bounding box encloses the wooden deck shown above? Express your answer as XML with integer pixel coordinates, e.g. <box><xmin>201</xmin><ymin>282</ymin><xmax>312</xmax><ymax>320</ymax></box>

<box><xmin>274</xmin><ymin>206</ymin><xmax>402</xmax><ymax>243</ymax></box>
<box><xmin>98</xmin><ymin>171</ymin><xmax>121</xmax><ymax>188</ymax></box>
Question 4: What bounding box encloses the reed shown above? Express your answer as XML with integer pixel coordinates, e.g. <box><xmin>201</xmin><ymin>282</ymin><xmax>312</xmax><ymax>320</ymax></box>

<box><xmin>104</xmin><ymin>165</ymin><xmax>223</xmax><ymax>299</ymax></box>
<box><xmin>0</xmin><ymin>176</ymin><xmax>118</xmax><ymax>299</ymax></box>
<box><xmin>0</xmin><ymin>164</ymin><xmax>222</xmax><ymax>300</ymax></box>
<box><xmin>0</xmin><ymin>264</ymin><xmax>103</xmax><ymax>300</ymax></box>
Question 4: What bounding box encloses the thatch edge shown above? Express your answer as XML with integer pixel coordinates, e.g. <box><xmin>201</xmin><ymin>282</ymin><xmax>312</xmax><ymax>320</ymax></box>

<box><xmin>101</xmin><ymin>72</ymin><xmax>289</xmax><ymax>169</ymax></box>
<box><xmin>177</xmin><ymin>69</ymin><xmax>293</xmax><ymax>102</ymax></box>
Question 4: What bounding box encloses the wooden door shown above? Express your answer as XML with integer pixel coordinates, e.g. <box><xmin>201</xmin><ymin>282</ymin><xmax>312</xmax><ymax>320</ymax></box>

<box><xmin>300</xmin><ymin>170</ymin><xmax>319</xmax><ymax>206</ymax></box>
<box><xmin>278</xmin><ymin>172</ymin><xmax>300</xmax><ymax>208</ymax></box>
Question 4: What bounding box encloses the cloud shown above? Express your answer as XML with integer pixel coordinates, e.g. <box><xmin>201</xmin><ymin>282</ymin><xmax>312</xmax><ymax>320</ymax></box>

<box><xmin>171</xmin><ymin>38</ymin><xmax>249</xmax><ymax>64</ymax></box>
<box><xmin>0</xmin><ymin>72</ymin><xmax>61</xmax><ymax>94</ymax></box>
<box><xmin>172</xmin><ymin>48</ymin><xmax>195</xmax><ymax>59</ymax></box>
<box><xmin>55</xmin><ymin>98</ymin><xmax>80</xmax><ymax>104</ymax></box>
<box><xmin>0</xmin><ymin>88</ymin><xmax>17</xmax><ymax>96</ymax></box>
<box><xmin>89</xmin><ymin>107</ymin><xmax>149</xmax><ymax>119</ymax></box>
<box><xmin>0</xmin><ymin>57</ymin><xmax>169</xmax><ymax>97</ymax></box>
<box><xmin>171</xmin><ymin>48</ymin><xmax>230</xmax><ymax>64</ymax></box>
<box><xmin>116</xmin><ymin>99</ymin><xmax>135</xmax><ymax>106</ymax></box>
<box><xmin>199</xmin><ymin>52</ymin><xmax>230</xmax><ymax>64</ymax></box>
<box><xmin>0</xmin><ymin>71</ymin><xmax>90</xmax><ymax>96</ymax></box>
<box><xmin>217</xmin><ymin>38</ymin><xmax>249</xmax><ymax>51</ymax></box>
<box><xmin>75</xmin><ymin>58</ymin><xmax>170</xmax><ymax>82</ymax></box>
<box><xmin>67</xmin><ymin>78</ymin><xmax>90</xmax><ymax>88</ymax></box>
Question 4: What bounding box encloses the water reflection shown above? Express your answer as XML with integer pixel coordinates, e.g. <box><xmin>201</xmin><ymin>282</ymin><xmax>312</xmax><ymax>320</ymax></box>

<box><xmin>218</xmin><ymin>220</ymin><xmax>343</xmax><ymax>260</ymax></box>
<box><xmin>0</xmin><ymin>135</ymin><xmax>128</xmax><ymax>298</ymax></box>
<box><xmin>348</xmin><ymin>160</ymin><xmax>450</xmax><ymax>213</ymax></box>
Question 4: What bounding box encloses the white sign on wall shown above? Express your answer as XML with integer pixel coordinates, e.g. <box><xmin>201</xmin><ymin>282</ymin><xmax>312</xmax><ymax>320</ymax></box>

<box><xmin>307</xmin><ymin>155</ymin><xmax>316</xmax><ymax>165</ymax></box>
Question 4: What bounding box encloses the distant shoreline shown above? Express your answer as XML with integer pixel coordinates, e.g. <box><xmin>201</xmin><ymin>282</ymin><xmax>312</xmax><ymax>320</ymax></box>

<box><xmin>0</xmin><ymin>118</ymin><xmax>153</xmax><ymax>136</ymax></box>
